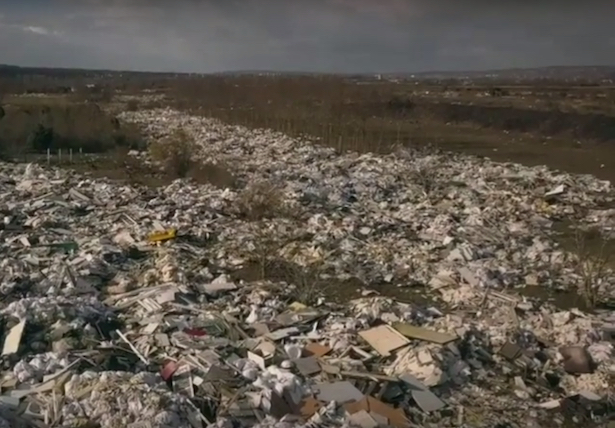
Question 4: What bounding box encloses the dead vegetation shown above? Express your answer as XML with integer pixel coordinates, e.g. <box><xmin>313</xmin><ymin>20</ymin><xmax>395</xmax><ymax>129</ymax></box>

<box><xmin>162</xmin><ymin>75</ymin><xmax>615</xmax><ymax>185</ymax></box>
<box><xmin>148</xmin><ymin>128</ymin><xmax>194</xmax><ymax>178</ymax></box>
<box><xmin>242</xmin><ymin>222</ymin><xmax>286</xmax><ymax>282</ymax></box>
<box><xmin>167</xmin><ymin>75</ymin><xmax>615</xmax><ymax>150</ymax></box>
<box><xmin>0</xmin><ymin>98</ymin><xmax>145</xmax><ymax>160</ymax></box>
<box><xmin>126</xmin><ymin>99</ymin><xmax>140</xmax><ymax>112</ymax></box>
<box><xmin>409</xmin><ymin>163</ymin><xmax>439</xmax><ymax>196</ymax></box>
<box><xmin>234</xmin><ymin>180</ymin><xmax>295</xmax><ymax>220</ymax></box>
<box><xmin>571</xmin><ymin>229</ymin><xmax>614</xmax><ymax>308</ymax></box>
<box><xmin>236</xmin><ymin>222</ymin><xmax>328</xmax><ymax>305</ymax></box>
<box><xmin>283</xmin><ymin>261</ymin><xmax>330</xmax><ymax>306</ymax></box>
<box><xmin>3</xmin><ymin>68</ymin><xmax>615</xmax><ymax>181</ymax></box>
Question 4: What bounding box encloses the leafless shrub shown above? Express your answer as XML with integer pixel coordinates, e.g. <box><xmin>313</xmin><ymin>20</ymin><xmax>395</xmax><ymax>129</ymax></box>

<box><xmin>126</xmin><ymin>99</ymin><xmax>139</xmax><ymax>111</ymax></box>
<box><xmin>410</xmin><ymin>164</ymin><xmax>438</xmax><ymax>195</ymax></box>
<box><xmin>572</xmin><ymin>229</ymin><xmax>613</xmax><ymax>307</ymax></box>
<box><xmin>235</xmin><ymin>180</ymin><xmax>292</xmax><ymax>220</ymax></box>
<box><xmin>283</xmin><ymin>261</ymin><xmax>329</xmax><ymax>305</ymax></box>
<box><xmin>244</xmin><ymin>222</ymin><xmax>284</xmax><ymax>281</ymax></box>
<box><xmin>148</xmin><ymin>129</ymin><xmax>194</xmax><ymax>178</ymax></box>
<box><xmin>245</xmin><ymin>225</ymin><xmax>328</xmax><ymax>304</ymax></box>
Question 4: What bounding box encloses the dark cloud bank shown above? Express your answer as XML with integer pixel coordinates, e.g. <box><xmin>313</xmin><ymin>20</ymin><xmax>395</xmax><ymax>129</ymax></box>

<box><xmin>0</xmin><ymin>0</ymin><xmax>613</xmax><ymax>73</ymax></box>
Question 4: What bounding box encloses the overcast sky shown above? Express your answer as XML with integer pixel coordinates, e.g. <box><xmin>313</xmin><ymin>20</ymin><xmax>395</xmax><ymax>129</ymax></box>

<box><xmin>0</xmin><ymin>0</ymin><xmax>614</xmax><ymax>73</ymax></box>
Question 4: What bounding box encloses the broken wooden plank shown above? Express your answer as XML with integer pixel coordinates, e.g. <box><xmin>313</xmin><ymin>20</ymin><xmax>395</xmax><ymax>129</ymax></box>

<box><xmin>116</xmin><ymin>329</ymin><xmax>149</xmax><ymax>364</ymax></box>
<box><xmin>344</xmin><ymin>396</ymin><xmax>409</xmax><ymax>428</ymax></box>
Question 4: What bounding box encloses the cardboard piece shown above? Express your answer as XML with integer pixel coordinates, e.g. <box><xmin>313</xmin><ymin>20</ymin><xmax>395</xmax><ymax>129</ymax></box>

<box><xmin>344</xmin><ymin>396</ymin><xmax>409</xmax><ymax>428</ymax></box>
<box><xmin>392</xmin><ymin>322</ymin><xmax>457</xmax><ymax>345</ymax></box>
<box><xmin>359</xmin><ymin>324</ymin><xmax>410</xmax><ymax>356</ymax></box>
<box><xmin>315</xmin><ymin>381</ymin><xmax>364</xmax><ymax>404</ymax></box>
<box><xmin>458</xmin><ymin>267</ymin><xmax>479</xmax><ymax>287</ymax></box>
<box><xmin>293</xmin><ymin>357</ymin><xmax>321</xmax><ymax>376</ymax></box>
<box><xmin>297</xmin><ymin>396</ymin><xmax>322</xmax><ymax>418</ymax></box>
<box><xmin>348</xmin><ymin>409</ymin><xmax>379</xmax><ymax>428</ymax></box>
<box><xmin>304</xmin><ymin>342</ymin><xmax>331</xmax><ymax>357</ymax></box>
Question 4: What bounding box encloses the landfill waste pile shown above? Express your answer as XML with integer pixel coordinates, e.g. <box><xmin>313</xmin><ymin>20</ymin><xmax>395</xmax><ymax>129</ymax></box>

<box><xmin>0</xmin><ymin>108</ymin><xmax>613</xmax><ymax>428</ymax></box>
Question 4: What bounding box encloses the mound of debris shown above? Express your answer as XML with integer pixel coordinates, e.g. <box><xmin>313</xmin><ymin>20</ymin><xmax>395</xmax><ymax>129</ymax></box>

<box><xmin>0</xmin><ymin>108</ymin><xmax>613</xmax><ymax>427</ymax></box>
<box><xmin>122</xmin><ymin>108</ymin><xmax>615</xmax><ymax>299</ymax></box>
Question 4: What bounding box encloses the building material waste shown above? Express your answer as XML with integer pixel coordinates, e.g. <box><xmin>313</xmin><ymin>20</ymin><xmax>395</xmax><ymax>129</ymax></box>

<box><xmin>0</xmin><ymin>108</ymin><xmax>613</xmax><ymax>427</ymax></box>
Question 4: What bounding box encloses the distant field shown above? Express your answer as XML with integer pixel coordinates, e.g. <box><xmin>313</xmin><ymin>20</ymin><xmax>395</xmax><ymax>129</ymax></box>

<box><xmin>2</xmin><ymin>68</ymin><xmax>615</xmax><ymax>184</ymax></box>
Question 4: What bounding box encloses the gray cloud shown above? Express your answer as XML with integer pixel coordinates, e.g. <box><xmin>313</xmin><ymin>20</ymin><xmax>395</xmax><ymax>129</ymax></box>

<box><xmin>0</xmin><ymin>0</ymin><xmax>613</xmax><ymax>73</ymax></box>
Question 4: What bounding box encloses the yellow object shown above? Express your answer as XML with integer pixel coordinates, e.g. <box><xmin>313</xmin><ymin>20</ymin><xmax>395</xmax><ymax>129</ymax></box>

<box><xmin>147</xmin><ymin>228</ymin><xmax>177</xmax><ymax>243</ymax></box>
<box><xmin>535</xmin><ymin>200</ymin><xmax>553</xmax><ymax>215</ymax></box>
<box><xmin>289</xmin><ymin>301</ymin><xmax>308</xmax><ymax>311</ymax></box>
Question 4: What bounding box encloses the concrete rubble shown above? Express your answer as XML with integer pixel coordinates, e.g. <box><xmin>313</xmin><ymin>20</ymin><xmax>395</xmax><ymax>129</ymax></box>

<box><xmin>0</xmin><ymin>107</ymin><xmax>613</xmax><ymax>427</ymax></box>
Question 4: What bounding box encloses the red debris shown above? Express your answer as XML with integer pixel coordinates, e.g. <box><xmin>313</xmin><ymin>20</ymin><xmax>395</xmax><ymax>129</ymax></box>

<box><xmin>161</xmin><ymin>361</ymin><xmax>179</xmax><ymax>381</ymax></box>
<box><xmin>184</xmin><ymin>327</ymin><xmax>207</xmax><ymax>337</ymax></box>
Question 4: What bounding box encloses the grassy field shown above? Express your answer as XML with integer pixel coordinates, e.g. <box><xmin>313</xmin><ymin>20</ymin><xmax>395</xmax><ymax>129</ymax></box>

<box><xmin>3</xmin><ymin>72</ymin><xmax>615</xmax><ymax>194</ymax></box>
<box><xmin>160</xmin><ymin>75</ymin><xmax>615</xmax><ymax>183</ymax></box>
<box><xmin>3</xmin><ymin>71</ymin><xmax>615</xmax><ymax>184</ymax></box>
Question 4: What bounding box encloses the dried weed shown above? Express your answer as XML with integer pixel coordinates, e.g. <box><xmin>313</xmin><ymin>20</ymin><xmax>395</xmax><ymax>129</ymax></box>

<box><xmin>235</xmin><ymin>180</ymin><xmax>294</xmax><ymax>220</ymax></box>
<box><xmin>572</xmin><ymin>229</ymin><xmax>613</xmax><ymax>307</ymax></box>
<box><xmin>148</xmin><ymin>128</ymin><xmax>194</xmax><ymax>178</ymax></box>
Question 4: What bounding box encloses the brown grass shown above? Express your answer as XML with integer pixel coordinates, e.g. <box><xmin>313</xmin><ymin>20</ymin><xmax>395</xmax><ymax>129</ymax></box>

<box><xmin>148</xmin><ymin>128</ymin><xmax>194</xmax><ymax>178</ymax></box>
<box><xmin>3</xmin><ymin>71</ymin><xmax>615</xmax><ymax>185</ymax></box>
<box><xmin>165</xmin><ymin>75</ymin><xmax>615</xmax><ymax>153</ymax></box>
<box><xmin>234</xmin><ymin>180</ymin><xmax>292</xmax><ymax>220</ymax></box>
<box><xmin>156</xmin><ymin>75</ymin><xmax>615</xmax><ymax>185</ymax></box>
<box><xmin>571</xmin><ymin>229</ymin><xmax>613</xmax><ymax>308</ymax></box>
<box><xmin>125</xmin><ymin>99</ymin><xmax>140</xmax><ymax>112</ymax></box>
<box><xmin>0</xmin><ymin>97</ymin><xmax>145</xmax><ymax>159</ymax></box>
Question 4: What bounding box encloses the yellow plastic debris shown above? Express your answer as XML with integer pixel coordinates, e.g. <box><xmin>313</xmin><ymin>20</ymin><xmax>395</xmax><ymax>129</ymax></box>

<box><xmin>535</xmin><ymin>200</ymin><xmax>553</xmax><ymax>215</ymax></box>
<box><xmin>289</xmin><ymin>302</ymin><xmax>308</xmax><ymax>311</ymax></box>
<box><xmin>147</xmin><ymin>228</ymin><xmax>177</xmax><ymax>243</ymax></box>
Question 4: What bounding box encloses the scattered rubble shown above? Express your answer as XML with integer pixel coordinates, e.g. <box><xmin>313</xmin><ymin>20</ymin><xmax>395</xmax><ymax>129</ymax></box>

<box><xmin>0</xmin><ymin>108</ymin><xmax>613</xmax><ymax>427</ymax></box>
